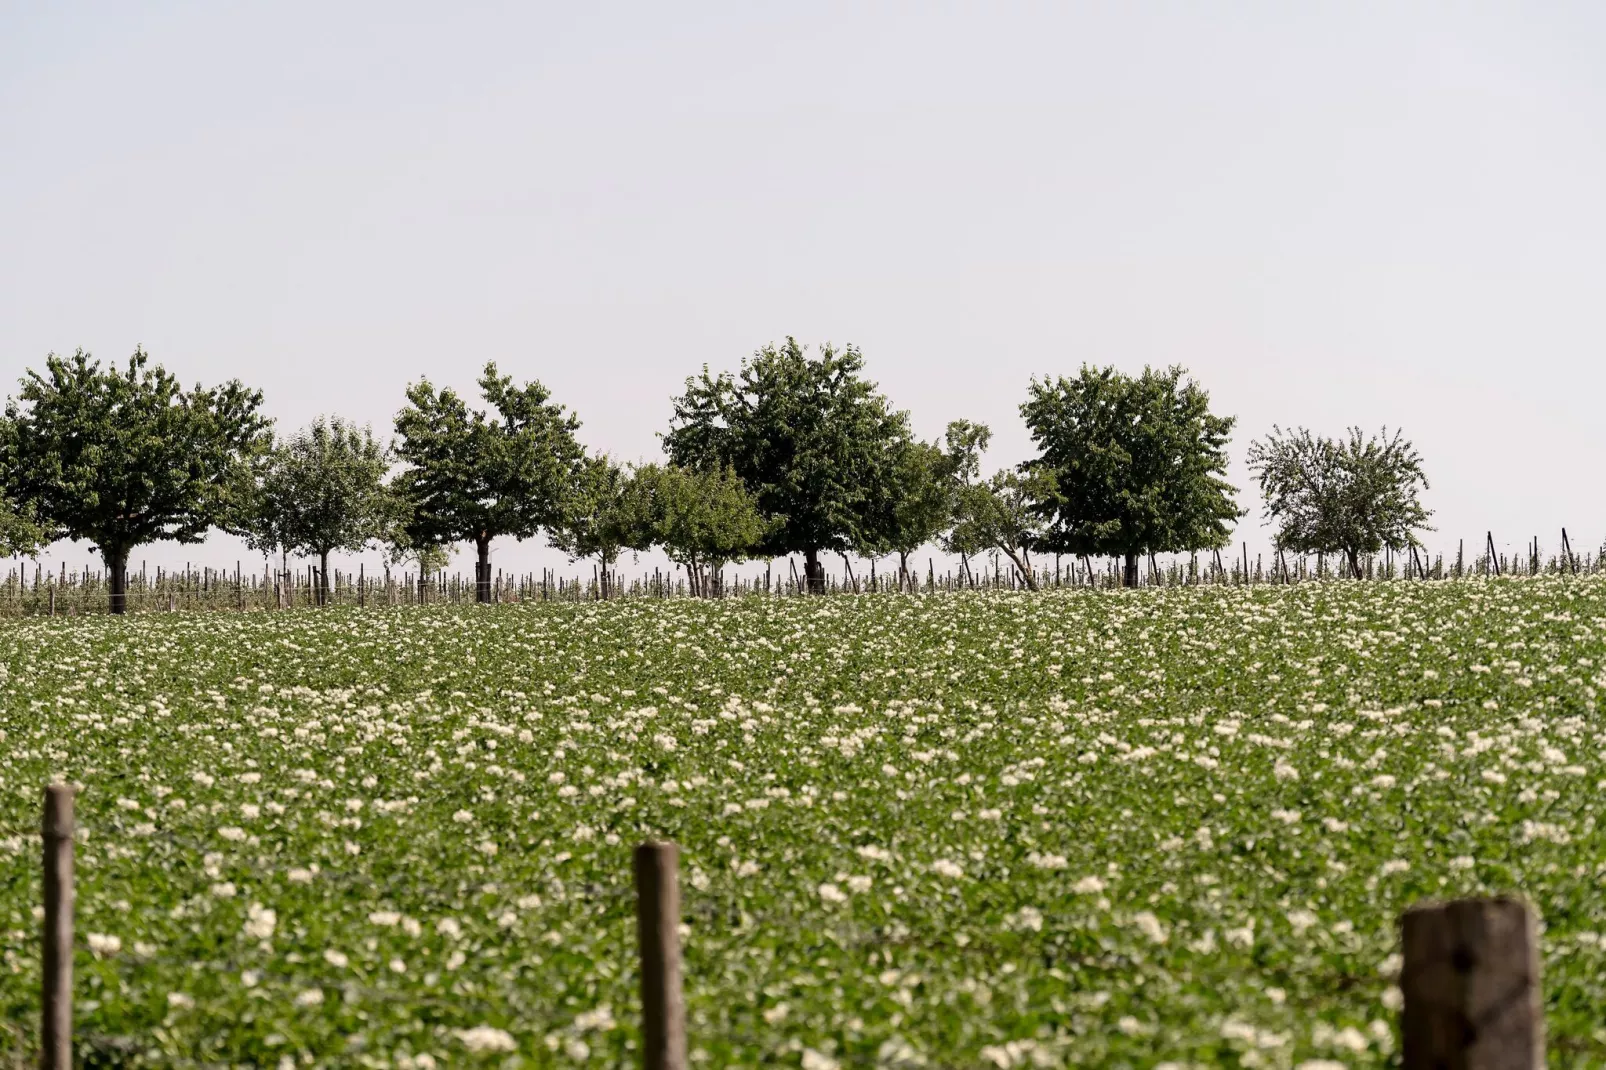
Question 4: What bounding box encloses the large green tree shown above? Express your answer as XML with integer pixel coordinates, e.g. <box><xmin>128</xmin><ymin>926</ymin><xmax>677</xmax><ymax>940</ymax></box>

<box><xmin>1247</xmin><ymin>425</ymin><xmax>1431</xmax><ymax>578</ymax></box>
<box><xmin>549</xmin><ymin>455</ymin><xmax>656</xmax><ymax>599</ymax></box>
<box><xmin>1021</xmin><ymin>365</ymin><xmax>1240</xmax><ymax>587</ymax></box>
<box><xmin>664</xmin><ymin>338</ymin><xmax>910</xmax><ymax>593</ymax></box>
<box><xmin>245</xmin><ymin>417</ymin><xmax>394</xmax><ymax>606</ymax></box>
<box><xmin>5</xmin><ymin>348</ymin><xmax>270</xmax><ymax>613</ymax></box>
<box><xmin>394</xmin><ymin>363</ymin><xmax>584</xmax><ymax>603</ymax></box>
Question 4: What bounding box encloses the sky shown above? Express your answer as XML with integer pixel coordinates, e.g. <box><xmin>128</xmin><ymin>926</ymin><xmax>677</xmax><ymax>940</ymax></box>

<box><xmin>2</xmin><ymin>2</ymin><xmax>1603</xmax><ymax>583</ymax></box>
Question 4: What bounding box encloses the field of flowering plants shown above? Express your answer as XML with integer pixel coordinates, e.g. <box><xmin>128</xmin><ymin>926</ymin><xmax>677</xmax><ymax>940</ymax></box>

<box><xmin>3</xmin><ymin>579</ymin><xmax>1606</xmax><ymax>1068</ymax></box>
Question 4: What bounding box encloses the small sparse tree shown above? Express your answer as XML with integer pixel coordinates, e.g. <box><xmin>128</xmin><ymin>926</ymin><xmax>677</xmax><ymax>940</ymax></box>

<box><xmin>5</xmin><ymin>349</ymin><xmax>270</xmax><ymax>613</ymax></box>
<box><xmin>245</xmin><ymin>418</ymin><xmax>393</xmax><ymax>606</ymax></box>
<box><xmin>549</xmin><ymin>455</ymin><xmax>656</xmax><ymax>599</ymax></box>
<box><xmin>946</xmin><ymin>469</ymin><xmax>1049</xmax><ymax>590</ymax></box>
<box><xmin>394</xmin><ymin>363</ymin><xmax>584</xmax><ymax>603</ymax></box>
<box><xmin>1022</xmin><ymin>365</ymin><xmax>1240</xmax><ymax>587</ymax></box>
<box><xmin>640</xmin><ymin>464</ymin><xmax>765</xmax><ymax>597</ymax></box>
<box><xmin>863</xmin><ymin>420</ymin><xmax>992</xmax><ymax>590</ymax></box>
<box><xmin>1247</xmin><ymin>426</ymin><xmax>1431</xmax><ymax>578</ymax></box>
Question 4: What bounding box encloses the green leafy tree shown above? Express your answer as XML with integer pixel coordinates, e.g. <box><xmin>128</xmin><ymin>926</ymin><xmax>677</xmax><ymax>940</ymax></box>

<box><xmin>939</xmin><ymin>422</ymin><xmax>1048</xmax><ymax>589</ymax></box>
<box><xmin>5</xmin><ymin>348</ymin><xmax>270</xmax><ymax>613</ymax></box>
<box><xmin>394</xmin><ymin>363</ymin><xmax>584</xmax><ymax>603</ymax></box>
<box><xmin>0</xmin><ymin>424</ymin><xmax>45</xmax><ymax>557</ymax></box>
<box><xmin>864</xmin><ymin>420</ymin><xmax>992</xmax><ymax>589</ymax></box>
<box><xmin>1021</xmin><ymin>365</ymin><xmax>1240</xmax><ymax>587</ymax></box>
<box><xmin>244</xmin><ymin>418</ymin><xmax>394</xmax><ymax>606</ymax></box>
<box><xmin>549</xmin><ymin>455</ymin><xmax>657</xmax><ymax>599</ymax></box>
<box><xmin>638</xmin><ymin>464</ymin><xmax>765</xmax><ymax>597</ymax></box>
<box><xmin>1247</xmin><ymin>426</ymin><xmax>1431</xmax><ymax>578</ymax></box>
<box><xmin>664</xmin><ymin>338</ymin><xmax>911</xmax><ymax>593</ymax></box>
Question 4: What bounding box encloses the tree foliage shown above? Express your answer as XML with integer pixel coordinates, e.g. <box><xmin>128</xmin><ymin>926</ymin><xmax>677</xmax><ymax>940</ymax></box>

<box><xmin>394</xmin><ymin>363</ymin><xmax>584</xmax><ymax>602</ymax></box>
<box><xmin>863</xmin><ymin>420</ymin><xmax>992</xmax><ymax>587</ymax></box>
<box><xmin>549</xmin><ymin>455</ymin><xmax>657</xmax><ymax>598</ymax></box>
<box><xmin>1021</xmin><ymin>365</ymin><xmax>1240</xmax><ymax>586</ymax></box>
<box><xmin>1247</xmin><ymin>426</ymin><xmax>1431</xmax><ymax>576</ymax></box>
<box><xmin>245</xmin><ymin>417</ymin><xmax>394</xmax><ymax>604</ymax></box>
<box><xmin>637</xmin><ymin>464</ymin><xmax>766</xmax><ymax>596</ymax></box>
<box><xmin>5</xmin><ymin>348</ymin><xmax>270</xmax><ymax>612</ymax></box>
<box><xmin>664</xmin><ymin>339</ymin><xmax>910</xmax><ymax>591</ymax></box>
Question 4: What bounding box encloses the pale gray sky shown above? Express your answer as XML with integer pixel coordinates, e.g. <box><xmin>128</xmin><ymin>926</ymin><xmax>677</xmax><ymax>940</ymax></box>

<box><xmin>3</xmin><ymin>2</ymin><xmax>1603</xmax><ymax>581</ymax></box>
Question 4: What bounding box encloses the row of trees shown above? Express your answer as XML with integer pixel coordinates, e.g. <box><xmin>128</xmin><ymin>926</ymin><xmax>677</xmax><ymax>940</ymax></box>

<box><xmin>0</xmin><ymin>343</ymin><xmax>1432</xmax><ymax>612</ymax></box>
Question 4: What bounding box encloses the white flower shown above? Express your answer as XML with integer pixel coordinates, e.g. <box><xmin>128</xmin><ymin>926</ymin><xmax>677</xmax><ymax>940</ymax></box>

<box><xmin>456</xmin><ymin>1026</ymin><xmax>516</xmax><ymax>1053</ymax></box>
<box><xmin>294</xmin><ymin>988</ymin><xmax>324</xmax><ymax>1007</ymax></box>
<box><xmin>931</xmin><ymin>860</ymin><xmax>965</xmax><ymax>879</ymax></box>
<box><xmin>1287</xmin><ymin>909</ymin><xmax>1318</xmax><ymax>935</ymax></box>
<box><xmin>452</xmin><ymin>809</ymin><xmax>473</xmax><ymax>823</ymax></box>
<box><xmin>802</xmin><ymin>1050</ymin><xmax>840</xmax><ymax>1070</ymax></box>
<box><xmin>167</xmin><ymin>992</ymin><xmax>195</xmax><ymax>1010</ymax></box>
<box><xmin>87</xmin><ymin>933</ymin><xmax>121</xmax><ymax>956</ymax></box>
<box><xmin>1072</xmin><ymin>876</ymin><xmax>1106</xmax><ymax>894</ymax></box>
<box><xmin>324</xmin><ymin>949</ymin><xmax>349</xmax><ymax>968</ymax></box>
<box><xmin>1132</xmin><ymin>911</ymin><xmax>1168</xmax><ymax>944</ymax></box>
<box><xmin>218</xmin><ymin>826</ymin><xmax>247</xmax><ymax>842</ymax></box>
<box><xmin>287</xmin><ymin>868</ymin><xmax>314</xmax><ymax>884</ymax></box>
<box><xmin>369</xmin><ymin>910</ymin><xmax>401</xmax><ymax>927</ymax></box>
<box><xmin>1380</xmin><ymin>859</ymin><xmax>1411</xmax><ymax>877</ymax></box>
<box><xmin>1027</xmin><ymin>852</ymin><xmax>1068</xmax><ymax>870</ymax></box>
<box><xmin>243</xmin><ymin>903</ymin><xmax>277</xmax><ymax>941</ymax></box>
<box><xmin>818</xmin><ymin>882</ymin><xmax>848</xmax><ymax>905</ymax></box>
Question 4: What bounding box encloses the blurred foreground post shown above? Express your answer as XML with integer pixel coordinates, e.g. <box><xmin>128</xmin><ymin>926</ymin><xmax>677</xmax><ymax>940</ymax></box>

<box><xmin>1401</xmin><ymin>896</ymin><xmax>1541</xmax><ymax>1070</ymax></box>
<box><xmin>42</xmin><ymin>784</ymin><xmax>74</xmax><ymax>1069</ymax></box>
<box><xmin>634</xmin><ymin>841</ymin><xmax>686</xmax><ymax>1070</ymax></box>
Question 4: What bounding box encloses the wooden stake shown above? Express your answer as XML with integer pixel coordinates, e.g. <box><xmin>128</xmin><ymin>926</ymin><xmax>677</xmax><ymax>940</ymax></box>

<box><xmin>42</xmin><ymin>784</ymin><xmax>74</xmax><ymax>1070</ymax></box>
<box><xmin>634</xmin><ymin>841</ymin><xmax>686</xmax><ymax>1070</ymax></box>
<box><xmin>1401</xmin><ymin>896</ymin><xmax>1541</xmax><ymax>1070</ymax></box>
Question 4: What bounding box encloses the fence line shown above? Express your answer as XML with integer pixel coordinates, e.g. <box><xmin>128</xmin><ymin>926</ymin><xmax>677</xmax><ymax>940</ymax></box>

<box><xmin>1</xmin><ymin>530</ymin><xmax>1602</xmax><ymax>617</ymax></box>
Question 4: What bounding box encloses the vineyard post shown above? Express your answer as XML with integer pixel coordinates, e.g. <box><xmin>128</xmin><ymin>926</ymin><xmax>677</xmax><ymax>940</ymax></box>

<box><xmin>1562</xmin><ymin>528</ymin><xmax>1576</xmax><ymax>575</ymax></box>
<box><xmin>634</xmin><ymin>842</ymin><xmax>687</xmax><ymax>1070</ymax></box>
<box><xmin>1400</xmin><ymin>896</ymin><xmax>1541</xmax><ymax>1069</ymax></box>
<box><xmin>41</xmin><ymin>784</ymin><xmax>74</xmax><ymax>1070</ymax></box>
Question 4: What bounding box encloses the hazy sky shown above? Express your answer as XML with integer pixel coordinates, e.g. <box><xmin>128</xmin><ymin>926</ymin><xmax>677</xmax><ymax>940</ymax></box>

<box><xmin>3</xmin><ymin>2</ymin><xmax>1603</xmax><ymax>581</ymax></box>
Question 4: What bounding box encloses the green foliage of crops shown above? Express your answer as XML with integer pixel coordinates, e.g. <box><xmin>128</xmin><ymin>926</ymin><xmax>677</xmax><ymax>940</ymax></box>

<box><xmin>2</xmin><ymin>580</ymin><xmax>1605</xmax><ymax>1067</ymax></box>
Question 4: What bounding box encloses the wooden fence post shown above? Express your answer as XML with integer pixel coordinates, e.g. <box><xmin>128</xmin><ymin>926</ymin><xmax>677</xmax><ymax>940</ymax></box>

<box><xmin>1401</xmin><ymin>896</ymin><xmax>1541</xmax><ymax>1070</ymax></box>
<box><xmin>42</xmin><ymin>783</ymin><xmax>74</xmax><ymax>1069</ymax></box>
<box><xmin>634</xmin><ymin>841</ymin><xmax>686</xmax><ymax>1070</ymax></box>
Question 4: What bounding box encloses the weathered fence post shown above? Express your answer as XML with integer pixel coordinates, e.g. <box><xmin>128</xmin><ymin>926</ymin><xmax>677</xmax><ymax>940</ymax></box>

<box><xmin>1400</xmin><ymin>896</ymin><xmax>1541</xmax><ymax>1070</ymax></box>
<box><xmin>42</xmin><ymin>783</ymin><xmax>74</xmax><ymax>1069</ymax></box>
<box><xmin>634</xmin><ymin>841</ymin><xmax>686</xmax><ymax>1070</ymax></box>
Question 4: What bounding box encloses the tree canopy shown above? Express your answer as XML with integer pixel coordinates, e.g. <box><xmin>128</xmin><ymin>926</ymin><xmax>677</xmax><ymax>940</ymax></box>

<box><xmin>548</xmin><ymin>455</ymin><xmax>656</xmax><ymax>598</ymax></box>
<box><xmin>394</xmin><ymin>363</ymin><xmax>584</xmax><ymax>602</ymax></box>
<box><xmin>5</xmin><ymin>348</ymin><xmax>270</xmax><ymax>612</ymax></box>
<box><xmin>245</xmin><ymin>417</ymin><xmax>394</xmax><ymax>605</ymax></box>
<box><xmin>638</xmin><ymin>463</ymin><xmax>766</xmax><ymax>597</ymax></box>
<box><xmin>663</xmin><ymin>338</ymin><xmax>911</xmax><ymax>592</ymax></box>
<box><xmin>1247</xmin><ymin>425</ymin><xmax>1431</xmax><ymax>576</ymax></box>
<box><xmin>1021</xmin><ymin>365</ymin><xmax>1240</xmax><ymax>586</ymax></box>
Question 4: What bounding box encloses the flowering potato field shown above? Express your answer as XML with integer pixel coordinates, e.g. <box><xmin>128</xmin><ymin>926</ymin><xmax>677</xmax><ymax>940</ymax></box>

<box><xmin>2</xmin><ymin>581</ymin><xmax>1606</xmax><ymax>1068</ymax></box>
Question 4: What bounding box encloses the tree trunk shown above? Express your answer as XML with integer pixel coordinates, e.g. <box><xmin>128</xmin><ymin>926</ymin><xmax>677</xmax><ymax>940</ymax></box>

<box><xmin>1123</xmin><ymin>551</ymin><xmax>1139</xmax><ymax>588</ymax></box>
<box><xmin>1347</xmin><ymin>547</ymin><xmax>1362</xmax><ymax>579</ymax></box>
<box><xmin>476</xmin><ymin>534</ymin><xmax>492</xmax><ymax>603</ymax></box>
<box><xmin>1002</xmin><ymin>548</ymin><xmax>1039</xmax><ymax>590</ymax></box>
<box><xmin>898</xmin><ymin>551</ymin><xmax>910</xmax><ymax>592</ymax></box>
<box><xmin>804</xmin><ymin>547</ymin><xmax>826</xmax><ymax>595</ymax></box>
<box><xmin>318</xmin><ymin>550</ymin><xmax>331</xmax><ymax>606</ymax></box>
<box><xmin>105</xmin><ymin>546</ymin><xmax>130</xmax><ymax>615</ymax></box>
